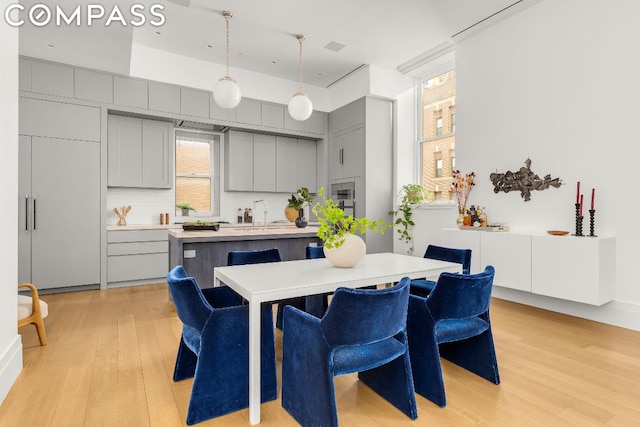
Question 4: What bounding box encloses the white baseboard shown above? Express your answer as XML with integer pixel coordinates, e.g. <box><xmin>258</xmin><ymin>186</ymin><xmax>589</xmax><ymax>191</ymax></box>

<box><xmin>492</xmin><ymin>287</ymin><xmax>640</xmax><ymax>332</ymax></box>
<box><xmin>0</xmin><ymin>335</ymin><xmax>23</xmax><ymax>404</ymax></box>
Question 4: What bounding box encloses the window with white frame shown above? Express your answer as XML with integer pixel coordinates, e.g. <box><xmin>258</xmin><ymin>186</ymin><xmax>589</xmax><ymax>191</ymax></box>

<box><xmin>175</xmin><ymin>131</ymin><xmax>220</xmax><ymax>216</ymax></box>
<box><xmin>419</xmin><ymin>68</ymin><xmax>456</xmax><ymax>202</ymax></box>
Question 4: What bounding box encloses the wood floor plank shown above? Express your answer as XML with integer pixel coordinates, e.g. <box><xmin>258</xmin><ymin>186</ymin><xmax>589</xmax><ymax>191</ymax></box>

<box><xmin>1</xmin><ymin>285</ymin><xmax>639</xmax><ymax>427</ymax></box>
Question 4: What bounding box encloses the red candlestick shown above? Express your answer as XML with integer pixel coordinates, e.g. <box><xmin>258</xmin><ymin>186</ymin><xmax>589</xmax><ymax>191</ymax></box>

<box><xmin>576</xmin><ymin>181</ymin><xmax>581</xmax><ymax>204</ymax></box>
<box><xmin>591</xmin><ymin>188</ymin><xmax>595</xmax><ymax>210</ymax></box>
<box><xmin>580</xmin><ymin>194</ymin><xmax>584</xmax><ymax>216</ymax></box>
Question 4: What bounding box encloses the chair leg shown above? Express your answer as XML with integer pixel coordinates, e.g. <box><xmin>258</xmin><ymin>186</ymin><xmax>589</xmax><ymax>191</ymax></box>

<box><xmin>358</xmin><ymin>350</ymin><xmax>418</xmax><ymax>420</ymax></box>
<box><xmin>439</xmin><ymin>330</ymin><xmax>500</xmax><ymax>385</ymax></box>
<box><xmin>173</xmin><ymin>336</ymin><xmax>197</xmax><ymax>381</ymax></box>
<box><xmin>33</xmin><ymin>318</ymin><xmax>47</xmax><ymax>346</ymax></box>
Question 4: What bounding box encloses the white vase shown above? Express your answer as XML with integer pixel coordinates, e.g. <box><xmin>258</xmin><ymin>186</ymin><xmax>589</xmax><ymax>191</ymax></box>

<box><xmin>323</xmin><ymin>233</ymin><xmax>366</xmax><ymax>268</ymax></box>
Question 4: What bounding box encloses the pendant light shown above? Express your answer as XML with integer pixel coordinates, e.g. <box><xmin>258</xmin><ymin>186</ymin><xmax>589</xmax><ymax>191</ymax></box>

<box><xmin>213</xmin><ymin>11</ymin><xmax>241</xmax><ymax>109</ymax></box>
<box><xmin>288</xmin><ymin>34</ymin><xmax>313</xmax><ymax>121</ymax></box>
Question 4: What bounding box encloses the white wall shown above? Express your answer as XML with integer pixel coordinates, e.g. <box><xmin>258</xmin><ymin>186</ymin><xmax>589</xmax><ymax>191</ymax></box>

<box><xmin>411</xmin><ymin>0</ymin><xmax>640</xmax><ymax>330</ymax></box>
<box><xmin>0</xmin><ymin>0</ymin><xmax>23</xmax><ymax>403</ymax></box>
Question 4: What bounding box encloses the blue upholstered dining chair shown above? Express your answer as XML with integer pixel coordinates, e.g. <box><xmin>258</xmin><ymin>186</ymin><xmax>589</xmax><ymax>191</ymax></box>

<box><xmin>410</xmin><ymin>245</ymin><xmax>472</xmax><ymax>297</ymax></box>
<box><xmin>227</xmin><ymin>248</ymin><xmax>306</xmax><ymax>330</ymax></box>
<box><xmin>406</xmin><ymin>265</ymin><xmax>500</xmax><ymax>407</ymax></box>
<box><xmin>281</xmin><ymin>277</ymin><xmax>418</xmax><ymax>427</ymax></box>
<box><xmin>167</xmin><ymin>265</ymin><xmax>277</xmax><ymax>425</ymax></box>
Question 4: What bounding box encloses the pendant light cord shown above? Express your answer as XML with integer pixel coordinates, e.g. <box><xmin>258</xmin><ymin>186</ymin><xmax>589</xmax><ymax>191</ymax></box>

<box><xmin>223</xmin><ymin>11</ymin><xmax>232</xmax><ymax>78</ymax></box>
<box><xmin>297</xmin><ymin>35</ymin><xmax>305</xmax><ymax>93</ymax></box>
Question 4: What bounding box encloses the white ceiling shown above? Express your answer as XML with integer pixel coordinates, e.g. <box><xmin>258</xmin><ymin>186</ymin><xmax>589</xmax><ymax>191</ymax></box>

<box><xmin>18</xmin><ymin>0</ymin><xmax>529</xmax><ymax>88</ymax></box>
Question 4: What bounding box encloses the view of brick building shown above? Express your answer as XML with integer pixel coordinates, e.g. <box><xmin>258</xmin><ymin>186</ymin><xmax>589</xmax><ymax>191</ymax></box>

<box><xmin>421</xmin><ymin>69</ymin><xmax>455</xmax><ymax>201</ymax></box>
<box><xmin>175</xmin><ymin>137</ymin><xmax>212</xmax><ymax>213</ymax></box>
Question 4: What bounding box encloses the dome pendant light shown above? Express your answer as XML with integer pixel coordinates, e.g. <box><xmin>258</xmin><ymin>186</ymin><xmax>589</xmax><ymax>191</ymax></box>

<box><xmin>288</xmin><ymin>34</ymin><xmax>313</xmax><ymax>121</ymax></box>
<box><xmin>213</xmin><ymin>11</ymin><xmax>241</xmax><ymax>109</ymax></box>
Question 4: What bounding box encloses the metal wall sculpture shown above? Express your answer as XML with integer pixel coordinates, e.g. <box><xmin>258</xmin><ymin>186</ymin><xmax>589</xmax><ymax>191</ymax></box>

<box><xmin>489</xmin><ymin>158</ymin><xmax>561</xmax><ymax>201</ymax></box>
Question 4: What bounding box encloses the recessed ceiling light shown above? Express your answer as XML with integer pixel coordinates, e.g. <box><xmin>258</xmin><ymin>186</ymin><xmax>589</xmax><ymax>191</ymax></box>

<box><xmin>47</xmin><ymin>44</ymin><xmax>54</xmax><ymax>48</ymax></box>
<box><xmin>325</xmin><ymin>41</ymin><xmax>346</xmax><ymax>52</ymax></box>
<box><xmin>271</xmin><ymin>61</ymin><xmax>277</xmax><ymax>65</ymax></box>
<box><xmin>317</xmin><ymin>73</ymin><xmax>323</xmax><ymax>76</ymax></box>
<box><xmin>155</xmin><ymin>31</ymin><xmax>161</xmax><ymax>35</ymax></box>
<box><xmin>207</xmin><ymin>44</ymin><xmax>212</xmax><ymax>48</ymax></box>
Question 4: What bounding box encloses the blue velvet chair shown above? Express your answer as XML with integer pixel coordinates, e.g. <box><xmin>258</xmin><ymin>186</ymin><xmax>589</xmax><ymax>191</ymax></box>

<box><xmin>281</xmin><ymin>277</ymin><xmax>418</xmax><ymax>427</ymax></box>
<box><xmin>406</xmin><ymin>265</ymin><xmax>500</xmax><ymax>407</ymax></box>
<box><xmin>167</xmin><ymin>265</ymin><xmax>277</xmax><ymax>425</ymax></box>
<box><xmin>410</xmin><ymin>245</ymin><xmax>472</xmax><ymax>297</ymax></box>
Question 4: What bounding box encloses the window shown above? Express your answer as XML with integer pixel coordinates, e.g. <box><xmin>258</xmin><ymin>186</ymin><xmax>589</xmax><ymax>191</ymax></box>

<box><xmin>175</xmin><ymin>131</ymin><xmax>220</xmax><ymax>215</ymax></box>
<box><xmin>419</xmin><ymin>68</ymin><xmax>455</xmax><ymax>202</ymax></box>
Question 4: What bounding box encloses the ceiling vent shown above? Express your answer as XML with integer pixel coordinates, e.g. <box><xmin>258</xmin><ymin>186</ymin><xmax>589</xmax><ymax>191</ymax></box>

<box><xmin>324</xmin><ymin>41</ymin><xmax>346</xmax><ymax>52</ymax></box>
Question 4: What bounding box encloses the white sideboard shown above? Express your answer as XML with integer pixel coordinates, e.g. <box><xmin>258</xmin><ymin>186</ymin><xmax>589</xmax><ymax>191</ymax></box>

<box><xmin>441</xmin><ymin>229</ymin><xmax>616</xmax><ymax>306</ymax></box>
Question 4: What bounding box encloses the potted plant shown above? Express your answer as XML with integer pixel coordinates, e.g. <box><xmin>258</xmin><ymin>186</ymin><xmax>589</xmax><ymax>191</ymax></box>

<box><xmin>286</xmin><ymin>187</ymin><xmax>314</xmax><ymax>225</ymax></box>
<box><xmin>389</xmin><ymin>184</ymin><xmax>428</xmax><ymax>255</ymax></box>
<box><xmin>311</xmin><ymin>188</ymin><xmax>390</xmax><ymax>267</ymax></box>
<box><xmin>176</xmin><ymin>202</ymin><xmax>196</xmax><ymax>217</ymax></box>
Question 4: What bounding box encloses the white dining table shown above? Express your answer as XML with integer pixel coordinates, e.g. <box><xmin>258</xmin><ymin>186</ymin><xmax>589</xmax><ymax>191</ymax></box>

<box><xmin>213</xmin><ymin>252</ymin><xmax>461</xmax><ymax>424</ymax></box>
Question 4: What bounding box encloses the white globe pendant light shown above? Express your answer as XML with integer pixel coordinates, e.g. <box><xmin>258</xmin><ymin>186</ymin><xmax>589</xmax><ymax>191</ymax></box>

<box><xmin>213</xmin><ymin>11</ymin><xmax>241</xmax><ymax>109</ymax></box>
<box><xmin>288</xmin><ymin>35</ymin><xmax>313</xmax><ymax>121</ymax></box>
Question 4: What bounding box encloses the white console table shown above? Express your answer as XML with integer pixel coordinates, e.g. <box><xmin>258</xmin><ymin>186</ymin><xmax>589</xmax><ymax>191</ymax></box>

<box><xmin>441</xmin><ymin>228</ymin><xmax>616</xmax><ymax>306</ymax></box>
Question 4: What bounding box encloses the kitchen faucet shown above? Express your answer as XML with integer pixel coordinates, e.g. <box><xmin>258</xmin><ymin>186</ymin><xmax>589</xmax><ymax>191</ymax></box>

<box><xmin>253</xmin><ymin>199</ymin><xmax>268</xmax><ymax>230</ymax></box>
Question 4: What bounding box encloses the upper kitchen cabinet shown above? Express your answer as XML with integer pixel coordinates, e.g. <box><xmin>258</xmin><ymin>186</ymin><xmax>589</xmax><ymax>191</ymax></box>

<box><xmin>261</xmin><ymin>103</ymin><xmax>284</xmax><ymax>129</ymax></box>
<box><xmin>330</xmin><ymin>98</ymin><xmax>365</xmax><ymax>135</ymax></box>
<box><xmin>75</xmin><ymin>69</ymin><xmax>114</xmax><ymax>104</ymax></box>
<box><xmin>114</xmin><ymin>76</ymin><xmax>149</xmax><ymax>109</ymax></box>
<box><xmin>210</xmin><ymin>95</ymin><xmax>236</xmax><ymax>122</ymax></box>
<box><xmin>19</xmin><ymin>58</ymin><xmax>31</xmax><ymax>91</ymax></box>
<box><xmin>108</xmin><ymin>115</ymin><xmax>173</xmax><ymax>189</ymax></box>
<box><xmin>236</xmin><ymin>98</ymin><xmax>262</xmax><ymax>126</ymax></box>
<box><xmin>284</xmin><ymin>110</ymin><xmax>326</xmax><ymax>136</ymax></box>
<box><xmin>225</xmin><ymin>130</ymin><xmax>283</xmax><ymax>193</ymax></box>
<box><xmin>149</xmin><ymin>81</ymin><xmax>180</xmax><ymax>114</ymax></box>
<box><xmin>31</xmin><ymin>60</ymin><xmax>75</xmax><ymax>98</ymax></box>
<box><xmin>253</xmin><ymin>134</ymin><xmax>277</xmax><ymax>192</ymax></box>
<box><xmin>181</xmin><ymin>87</ymin><xmax>210</xmax><ymax>118</ymax></box>
<box><xmin>20</xmin><ymin>98</ymin><xmax>101</xmax><ymax>142</ymax></box>
<box><xmin>276</xmin><ymin>137</ymin><xmax>317</xmax><ymax>194</ymax></box>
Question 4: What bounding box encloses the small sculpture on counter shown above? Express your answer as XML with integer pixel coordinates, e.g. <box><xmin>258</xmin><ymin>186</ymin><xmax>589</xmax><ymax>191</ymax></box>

<box><xmin>114</xmin><ymin>205</ymin><xmax>131</xmax><ymax>226</ymax></box>
<box><xmin>489</xmin><ymin>158</ymin><xmax>561</xmax><ymax>201</ymax></box>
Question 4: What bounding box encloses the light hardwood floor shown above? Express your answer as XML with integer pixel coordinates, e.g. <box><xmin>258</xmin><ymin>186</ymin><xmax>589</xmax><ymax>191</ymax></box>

<box><xmin>3</xmin><ymin>283</ymin><xmax>640</xmax><ymax>427</ymax></box>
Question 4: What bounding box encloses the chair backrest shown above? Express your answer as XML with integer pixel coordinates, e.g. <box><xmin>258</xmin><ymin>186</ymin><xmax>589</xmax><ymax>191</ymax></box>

<box><xmin>227</xmin><ymin>248</ymin><xmax>282</xmax><ymax>266</ymax></box>
<box><xmin>424</xmin><ymin>245</ymin><xmax>472</xmax><ymax>274</ymax></box>
<box><xmin>167</xmin><ymin>265</ymin><xmax>213</xmax><ymax>333</ymax></box>
<box><xmin>426</xmin><ymin>266</ymin><xmax>495</xmax><ymax>321</ymax></box>
<box><xmin>305</xmin><ymin>246</ymin><xmax>325</xmax><ymax>259</ymax></box>
<box><xmin>321</xmin><ymin>277</ymin><xmax>410</xmax><ymax>347</ymax></box>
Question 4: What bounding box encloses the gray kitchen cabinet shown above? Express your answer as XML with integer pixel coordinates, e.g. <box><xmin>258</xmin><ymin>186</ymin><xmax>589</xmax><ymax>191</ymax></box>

<box><xmin>181</xmin><ymin>87</ymin><xmax>210</xmax><ymax>118</ymax></box>
<box><xmin>18</xmin><ymin>136</ymin><xmax>100</xmax><ymax>289</ymax></box>
<box><xmin>329</xmin><ymin>98</ymin><xmax>365</xmax><ymax>135</ymax></box>
<box><xmin>107</xmin><ymin>229</ymin><xmax>169</xmax><ymax>285</ymax></box>
<box><xmin>236</xmin><ymin>98</ymin><xmax>261</xmax><ymax>125</ymax></box>
<box><xmin>107</xmin><ymin>115</ymin><xmax>173</xmax><ymax>188</ymax></box>
<box><xmin>253</xmin><ymin>134</ymin><xmax>277</xmax><ymax>192</ymax></box>
<box><xmin>297</xmin><ymin>139</ymin><xmax>317</xmax><ymax>193</ymax></box>
<box><xmin>20</xmin><ymin>98</ymin><xmax>101</xmax><ymax>142</ymax></box>
<box><xmin>261</xmin><ymin>103</ymin><xmax>284</xmax><ymax>129</ymax></box>
<box><xmin>114</xmin><ymin>76</ymin><xmax>149</xmax><ymax>109</ymax></box>
<box><xmin>74</xmin><ymin>68</ymin><xmax>114</xmax><ymax>104</ymax></box>
<box><xmin>225</xmin><ymin>130</ymin><xmax>254</xmax><ymax>191</ymax></box>
<box><xmin>149</xmin><ymin>81</ymin><xmax>180</xmax><ymax>114</ymax></box>
<box><xmin>276</xmin><ymin>137</ymin><xmax>298</xmax><ymax>193</ymax></box>
<box><xmin>210</xmin><ymin>95</ymin><xmax>236</xmax><ymax>122</ymax></box>
<box><xmin>19</xmin><ymin>58</ymin><xmax>31</xmax><ymax>91</ymax></box>
<box><xmin>284</xmin><ymin>110</ymin><xmax>326</xmax><ymax>136</ymax></box>
<box><xmin>329</xmin><ymin>128</ymin><xmax>365</xmax><ymax>180</ymax></box>
<box><xmin>276</xmin><ymin>137</ymin><xmax>317</xmax><ymax>193</ymax></box>
<box><xmin>31</xmin><ymin>60</ymin><xmax>74</xmax><ymax>98</ymax></box>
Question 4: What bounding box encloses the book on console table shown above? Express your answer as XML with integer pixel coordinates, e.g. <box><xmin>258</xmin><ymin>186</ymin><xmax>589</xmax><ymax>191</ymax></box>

<box><xmin>458</xmin><ymin>225</ymin><xmax>510</xmax><ymax>232</ymax></box>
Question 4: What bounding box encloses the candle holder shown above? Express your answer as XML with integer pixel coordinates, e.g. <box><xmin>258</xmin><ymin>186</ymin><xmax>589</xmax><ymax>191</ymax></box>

<box><xmin>573</xmin><ymin>203</ymin><xmax>584</xmax><ymax>236</ymax></box>
<box><xmin>588</xmin><ymin>209</ymin><xmax>597</xmax><ymax>237</ymax></box>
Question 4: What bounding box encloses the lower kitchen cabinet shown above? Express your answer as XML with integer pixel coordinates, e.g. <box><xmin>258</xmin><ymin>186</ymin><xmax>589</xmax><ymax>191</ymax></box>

<box><xmin>107</xmin><ymin>229</ymin><xmax>169</xmax><ymax>286</ymax></box>
<box><xmin>18</xmin><ymin>135</ymin><xmax>101</xmax><ymax>289</ymax></box>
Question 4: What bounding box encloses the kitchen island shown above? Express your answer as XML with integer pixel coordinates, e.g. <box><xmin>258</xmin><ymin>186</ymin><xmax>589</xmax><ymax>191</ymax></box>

<box><xmin>168</xmin><ymin>225</ymin><xmax>322</xmax><ymax>288</ymax></box>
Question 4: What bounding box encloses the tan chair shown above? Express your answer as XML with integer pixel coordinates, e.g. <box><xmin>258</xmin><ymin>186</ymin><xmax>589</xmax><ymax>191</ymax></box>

<box><xmin>18</xmin><ymin>283</ymin><xmax>48</xmax><ymax>346</ymax></box>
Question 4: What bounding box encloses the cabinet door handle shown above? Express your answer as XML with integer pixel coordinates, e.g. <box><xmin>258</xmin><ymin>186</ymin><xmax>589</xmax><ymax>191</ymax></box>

<box><xmin>24</xmin><ymin>196</ymin><xmax>29</xmax><ymax>233</ymax></box>
<box><xmin>339</xmin><ymin>148</ymin><xmax>344</xmax><ymax>165</ymax></box>
<box><xmin>33</xmin><ymin>196</ymin><xmax>37</xmax><ymax>232</ymax></box>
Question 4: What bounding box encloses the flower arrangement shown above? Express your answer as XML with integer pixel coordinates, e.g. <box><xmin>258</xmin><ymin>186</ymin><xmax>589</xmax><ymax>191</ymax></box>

<box><xmin>451</xmin><ymin>170</ymin><xmax>475</xmax><ymax>214</ymax></box>
<box><xmin>287</xmin><ymin>187</ymin><xmax>314</xmax><ymax>210</ymax></box>
<box><xmin>389</xmin><ymin>184</ymin><xmax>428</xmax><ymax>255</ymax></box>
<box><xmin>311</xmin><ymin>187</ymin><xmax>390</xmax><ymax>249</ymax></box>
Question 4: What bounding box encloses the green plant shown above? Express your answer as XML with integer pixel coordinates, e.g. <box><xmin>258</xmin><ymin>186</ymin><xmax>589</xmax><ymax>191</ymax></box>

<box><xmin>311</xmin><ymin>187</ymin><xmax>391</xmax><ymax>249</ymax></box>
<box><xmin>287</xmin><ymin>187</ymin><xmax>314</xmax><ymax>210</ymax></box>
<box><xmin>389</xmin><ymin>184</ymin><xmax>428</xmax><ymax>255</ymax></box>
<box><xmin>176</xmin><ymin>202</ymin><xmax>196</xmax><ymax>212</ymax></box>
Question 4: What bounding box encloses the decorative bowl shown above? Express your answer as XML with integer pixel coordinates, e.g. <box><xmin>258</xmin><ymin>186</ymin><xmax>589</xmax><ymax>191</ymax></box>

<box><xmin>547</xmin><ymin>230</ymin><xmax>569</xmax><ymax>236</ymax></box>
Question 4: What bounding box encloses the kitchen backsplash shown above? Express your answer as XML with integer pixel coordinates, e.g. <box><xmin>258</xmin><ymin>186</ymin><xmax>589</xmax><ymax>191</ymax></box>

<box><xmin>107</xmin><ymin>187</ymin><xmax>297</xmax><ymax>226</ymax></box>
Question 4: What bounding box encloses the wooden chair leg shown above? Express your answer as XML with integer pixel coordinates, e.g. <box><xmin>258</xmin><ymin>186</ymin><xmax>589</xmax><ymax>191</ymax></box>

<box><xmin>34</xmin><ymin>317</ymin><xmax>47</xmax><ymax>346</ymax></box>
